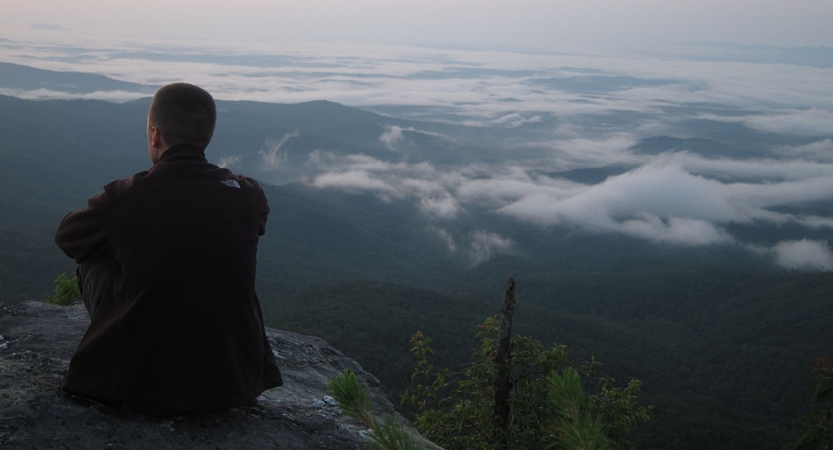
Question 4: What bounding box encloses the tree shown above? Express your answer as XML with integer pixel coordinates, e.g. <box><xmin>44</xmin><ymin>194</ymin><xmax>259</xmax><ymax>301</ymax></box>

<box><xmin>786</xmin><ymin>357</ymin><xmax>833</xmax><ymax>450</ymax></box>
<box><xmin>401</xmin><ymin>316</ymin><xmax>652</xmax><ymax>450</ymax></box>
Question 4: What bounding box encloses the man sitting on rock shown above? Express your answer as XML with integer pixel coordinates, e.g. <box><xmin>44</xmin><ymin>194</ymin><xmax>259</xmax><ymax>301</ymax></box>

<box><xmin>55</xmin><ymin>83</ymin><xmax>283</xmax><ymax>414</ymax></box>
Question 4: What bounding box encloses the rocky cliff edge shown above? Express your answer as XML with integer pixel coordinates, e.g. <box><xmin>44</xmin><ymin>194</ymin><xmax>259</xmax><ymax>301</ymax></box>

<box><xmin>0</xmin><ymin>301</ymin><xmax>439</xmax><ymax>450</ymax></box>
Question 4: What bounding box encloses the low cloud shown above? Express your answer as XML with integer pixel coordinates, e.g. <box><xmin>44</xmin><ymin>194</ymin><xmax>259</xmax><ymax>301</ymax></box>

<box><xmin>428</xmin><ymin>226</ymin><xmax>518</xmax><ymax>266</ymax></box>
<box><xmin>378</xmin><ymin>125</ymin><xmax>451</xmax><ymax>150</ymax></box>
<box><xmin>467</xmin><ymin>230</ymin><xmax>514</xmax><ymax>267</ymax></box>
<box><xmin>796</xmin><ymin>216</ymin><xmax>833</xmax><ymax>229</ymax></box>
<box><xmin>619</xmin><ymin>214</ymin><xmax>733</xmax><ymax>246</ymax></box>
<box><xmin>550</xmin><ymin>134</ymin><xmax>643</xmax><ymax>168</ymax></box>
<box><xmin>0</xmin><ymin>88</ymin><xmax>146</xmax><ymax>102</ymax></box>
<box><xmin>309</xmin><ymin>152</ymin><xmax>833</xmax><ymax>248</ymax></box>
<box><xmin>777</xmin><ymin>139</ymin><xmax>833</xmax><ymax>162</ymax></box>
<box><xmin>310</xmin><ymin>155</ymin><xmax>464</xmax><ymax>218</ymax></box>
<box><xmin>379</xmin><ymin>126</ymin><xmax>404</xmax><ymax>150</ymax></box>
<box><xmin>420</xmin><ymin>195</ymin><xmax>461</xmax><ymax>219</ymax></box>
<box><xmin>312</xmin><ymin>170</ymin><xmax>400</xmax><ymax>197</ymax></box>
<box><xmin>772</xmin><ymin>239</ymin><xmax>833</xmax><ymax>271</ymax></box>
<box><xmin>429</xmin><ymin>226</ymin><xmax>456</xmax><ymax>252</ymax></box>
<box><xmin>696</xmin><ymin>109</ymin><xmax>833</xmax><ymax>139</ymax></box>
<box><xmin>497</xmin><ymin>164</ymin><xmax>741</xmax><ymax>245</ymax></box>
<box><xmin>668</xmin><ymin>153</ymin><xmax>833</xmax><ymax>182</ymax></box>
<box><xmin>488</xmin><ymin>113</ymin><xmax>543</xmax><ymax>128</ymax></box>
<box><xmin>742</xmin><ymin>109</ymin><xmax>833</xmax><ymax>137</ymax></box>
<box><xmin>218</xmin><ymin>155</ymin><xmax>241</xmax><ymax>168</ymax></box>
<box><xmin>260</xmin><ymin>131</ymin><xmax>298</xmax><ymax>169</ymax></box>
<box><xmin>491</xmin><ymin>160</ymin><xmax>833</xmax><ymax>245</ymax></box>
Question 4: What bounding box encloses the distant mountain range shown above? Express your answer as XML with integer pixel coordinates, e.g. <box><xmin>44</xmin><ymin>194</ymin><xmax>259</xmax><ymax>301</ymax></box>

<box><xmin>0</xmin><ymin>91</ymin><xmax>797</xmax><ymax>299</ymax></box>
<box><xmin>683</xmin><ymin>42</ymin><xmax>833</xmax><ymax>68</ymax></box>
<box><xmin>0</xmin><ymin>61</ymin><xmax>156</xmax><ymax>95</ymax></box>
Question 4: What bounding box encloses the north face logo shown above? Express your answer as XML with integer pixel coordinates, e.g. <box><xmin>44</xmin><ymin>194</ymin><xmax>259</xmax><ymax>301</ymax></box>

<box><xmin>221</xmin><ymin>179</ymin><xmax>241</xmax><ymax>189</ymax></box>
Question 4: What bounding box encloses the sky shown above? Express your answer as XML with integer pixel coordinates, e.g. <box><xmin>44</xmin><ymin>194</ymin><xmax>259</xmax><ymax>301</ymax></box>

<box><xmin>1</xmin><ymin>1</ymin><xmax>833</xmax><ymax>270</ymax></box>
<box><xmin>2</xmin><ymin>0</ymin><xmax>833</xmax><ymax>53</ymax></box>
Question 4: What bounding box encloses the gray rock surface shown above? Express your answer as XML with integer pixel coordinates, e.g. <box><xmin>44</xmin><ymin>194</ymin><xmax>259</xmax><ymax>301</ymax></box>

<box><xmin>0</xmin><ymin>301</ymin><xmax>439</xmax><ymax>449</ymax></box>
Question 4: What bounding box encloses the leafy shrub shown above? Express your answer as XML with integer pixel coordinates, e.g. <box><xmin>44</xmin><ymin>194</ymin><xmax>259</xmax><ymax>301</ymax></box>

<box><xmin>46</xmin><ymin>272</ymin><xmax>80</xmax><ymax>305</ymax></box>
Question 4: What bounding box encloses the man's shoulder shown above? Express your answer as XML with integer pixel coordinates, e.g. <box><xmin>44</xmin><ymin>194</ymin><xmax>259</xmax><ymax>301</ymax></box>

<box><xmin>218</xmin><ymin>168</ymin><xmax>266</xmax><ymax>196</ymax></box>
<box><xmin>102</xmin><ymin>171</ymin><xmax>151</xmax><ymax>197</ymax></box>
<box><xmin>101</xmin><ymin>165</ymin><xmax>267</xmax><ymax>204</ymax></box>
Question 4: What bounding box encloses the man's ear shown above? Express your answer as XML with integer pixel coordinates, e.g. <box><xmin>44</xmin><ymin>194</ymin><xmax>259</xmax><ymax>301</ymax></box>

<box><xmin>149</xmin><ymin>127</ymin><xmax>162</xmax><ymax>148</ymax></box>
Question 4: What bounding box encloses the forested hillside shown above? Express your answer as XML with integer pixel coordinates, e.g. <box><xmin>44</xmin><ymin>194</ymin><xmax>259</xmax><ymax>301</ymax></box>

<box><xmin>262</xmin><ymin>272</ymin><xmax>833</xmax><ymax>450</ymax></box>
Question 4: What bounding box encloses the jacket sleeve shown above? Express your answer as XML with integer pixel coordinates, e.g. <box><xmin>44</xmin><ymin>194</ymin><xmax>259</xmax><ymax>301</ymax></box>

<box><xmin>245</xmin><ymin>176</ymin><xmax>269</xmax><ymax>236</ymax></box>
<box><xmin>55</xmin><ymin>191</ymin><xmax>109</xmax><ymax>263</ymax></box>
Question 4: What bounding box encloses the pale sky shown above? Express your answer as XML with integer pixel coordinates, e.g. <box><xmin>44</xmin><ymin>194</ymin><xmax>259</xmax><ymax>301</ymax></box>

<box><xmin>2</xmin><ymin>0</ymin><xmax>832</xmax><ymax>54</ymax></box>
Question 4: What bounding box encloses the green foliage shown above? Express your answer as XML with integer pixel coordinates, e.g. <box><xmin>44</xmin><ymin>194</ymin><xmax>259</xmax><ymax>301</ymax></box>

<box><xmin>785</xmin><ymin>357</ymin><xmax>833</xmax><ymax>450</ymax></box>
<box><xmin>329</xmin><ymin>369</ymin><xmax>373</xmax><ymax>425</ymax></box>
<box><xmin>588</xmin><ymin>376</ymin><xmax>652</xmax><ymax>447</ymax></box>
<box><xmin>401</xmin><ymin>316</ymin><xmax>652</xmax><ymax>450</ymax></box>
<box><xmin>546</xmin><ymin>367</ymin><xmax>611</xmax><ymax>450</ymax></box>
<box><xmin>46</xmin><ymin>272</ymin><xmax>80</xmax><ymax>305</ymax></box>
<box><xmin>369</xmin><ymin>416</ymin><xmax>428</xmax><ymax>450</ymax></box>
<box><xmin>545</xmin><ymin>368</ymin><xmax>651</xmax><ymax>450</ymax></box>
<box><xmin>329</xmin><ymin>370</ymin><xmax>427</xmax><ymax>450</ymax></box>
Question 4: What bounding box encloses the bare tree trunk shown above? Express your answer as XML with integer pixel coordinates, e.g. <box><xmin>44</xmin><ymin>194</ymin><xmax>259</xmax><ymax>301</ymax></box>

<box><xmin>493</xmin><ymin>277</ymin><xmax>516</xmax><ymax>449</ymax></box>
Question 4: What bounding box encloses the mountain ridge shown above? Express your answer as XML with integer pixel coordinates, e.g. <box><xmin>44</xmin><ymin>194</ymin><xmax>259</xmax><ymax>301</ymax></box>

<box><xmin>0</xmin><ymin>61</ymin><xmax>156</xmax><ymax>95</ymax></box>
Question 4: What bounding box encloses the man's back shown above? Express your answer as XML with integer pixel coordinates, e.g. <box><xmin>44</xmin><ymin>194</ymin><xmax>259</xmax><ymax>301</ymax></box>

<box><xmin>56</xmin><ymin>144</ymin><xmax>282</xmax><ymax>412</ymax></box>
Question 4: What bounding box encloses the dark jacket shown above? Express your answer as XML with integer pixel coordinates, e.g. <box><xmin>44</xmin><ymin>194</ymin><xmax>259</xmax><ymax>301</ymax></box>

<box><xmin>55</xmin><ymin>145</ymin><xmax>282</xmax><ymax>412</ymax></box>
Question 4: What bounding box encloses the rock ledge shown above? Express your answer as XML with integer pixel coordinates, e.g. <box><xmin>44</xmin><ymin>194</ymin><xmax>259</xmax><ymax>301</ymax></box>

<box><xmin>0</xmin><ymin>301</ymin><xmax>437</xmax><ymax>450</ymax></box>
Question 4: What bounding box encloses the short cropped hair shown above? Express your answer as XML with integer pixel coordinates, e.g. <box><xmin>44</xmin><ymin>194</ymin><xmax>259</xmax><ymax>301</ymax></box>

<box><xmin>149</xmin><ymin>83</ymin><xmax>216</xmax><ymax>150</ymax></box>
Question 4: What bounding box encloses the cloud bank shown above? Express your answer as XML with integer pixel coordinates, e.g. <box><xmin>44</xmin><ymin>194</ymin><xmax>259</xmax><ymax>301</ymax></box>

<box><xmin>307</xmin><ymin>151</ymin><xmax>833</xmax><ymax>253</ymax></box>
<box><xmin>1</xmin><ymin>36</ymin><xmax>831</xmax><ymax>269</ymax></box>
<box><xmin>772</xmin><ymin>240</ymin><xmax>833</xmax><ymax>271</ymax></box>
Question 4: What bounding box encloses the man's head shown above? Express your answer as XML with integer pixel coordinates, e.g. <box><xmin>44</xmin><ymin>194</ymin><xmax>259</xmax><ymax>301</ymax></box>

<box><xmin>147</xmin><ymin>83</ymin><xmax>216</xmax><ymax>163</ymax></box>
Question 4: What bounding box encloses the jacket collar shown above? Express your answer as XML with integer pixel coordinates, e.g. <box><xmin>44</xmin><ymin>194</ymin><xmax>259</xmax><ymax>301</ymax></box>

<box><xmin>157</xmin><ymin>145</ymin><xmax>208</xmax><ymax>164</ymax></box>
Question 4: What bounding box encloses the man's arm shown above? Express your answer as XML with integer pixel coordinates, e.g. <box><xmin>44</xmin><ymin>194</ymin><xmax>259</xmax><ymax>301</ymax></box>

<box><xmin>258</xmin><ymin>186</ymin><xmax>270</xmax><ymax>236</ymax></box>
<box><xmin>242</xmin><ymin>176</ymin><xmax>269</xmax><ymax>236</ymax></box>
<box><xmin>55</xmin><ymin>191</ymin><xmax>109</xmax><ymax>263</ymax></box>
